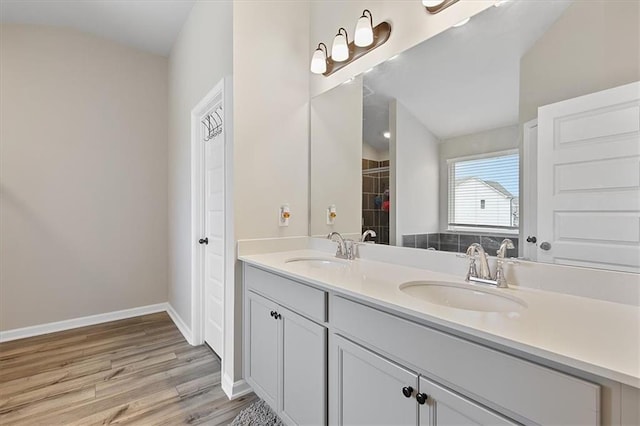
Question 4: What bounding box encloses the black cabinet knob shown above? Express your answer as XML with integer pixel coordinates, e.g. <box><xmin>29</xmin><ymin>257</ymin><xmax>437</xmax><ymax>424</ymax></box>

<box><xmin>269</xmin><ymin>311</ymin><xmax>282</xmax><ymax>320</ymax></box>
<box><xmin>416</xmin><ymin>393</ymin><xmax>429</xmax><ymax>405</ymax></box>
<box><xmin>526</xmin><ymin>236</ymin><xmax>537</xmax><ymax>243</ymax></box>
<box><xmin>402</xmin><ymin>386</ymin><xmax>413</xmax><ymax>398</ymax></box>
<box><xmin>199</xmin><ymin>238</ymin><xmax>209</xmax><ymax>245</ymax></box>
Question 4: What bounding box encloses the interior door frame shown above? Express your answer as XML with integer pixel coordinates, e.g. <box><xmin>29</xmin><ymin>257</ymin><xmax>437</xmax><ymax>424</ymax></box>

<box><xmin>521</xmin><ymin>118</ymin><xmax>538</xmax><ymax>261</ymax></box>
<box><xmin>190</xmin><ymin>76</ymin><xmax>239</xmax><ymax>397</ymax></box>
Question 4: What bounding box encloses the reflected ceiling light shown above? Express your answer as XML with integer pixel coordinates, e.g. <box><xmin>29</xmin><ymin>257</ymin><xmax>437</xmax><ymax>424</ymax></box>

<box><xmin>422</xmin><ymin>0</ymin><xmax>445</xmax><ymax>6</ymax></box>
<box><xmin>354</xmin><ymin>9</ymin><xmax>374</xmax><ymax>47</ymax></box>
<box><xmin>383</xmin><ymin>131</ymin><xmax>391</xmax><ymax>139</ymax></box>
<box><xmin>423</xmin><ymin>0</ymin><xmax>459</xmax><ymax>14</ymax></box>
<box><xmin>310</xmin><ymin>43</ymin><xmax>328</xmax><ymax>74</ymax></box>
<box><xmin>331</xmin><ymin>27</ymin><xmax>350</xmax><ymax>62</ymax></box>
<box><xmin>453</xmin><ymin>17</ymin><xmax>470</xmax><ymax>27</ymax></box>
<box><xmin>310</xmin><ymin>11</ymin><xmax>391</xmax><ymax>77</ymax></box>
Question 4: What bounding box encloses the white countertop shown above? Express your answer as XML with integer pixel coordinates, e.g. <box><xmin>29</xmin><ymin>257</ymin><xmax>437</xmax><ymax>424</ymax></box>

<box><xmin>239</xmin><ymin>249</ymin><xmax>640</xmax><ymax>388</ymax></box>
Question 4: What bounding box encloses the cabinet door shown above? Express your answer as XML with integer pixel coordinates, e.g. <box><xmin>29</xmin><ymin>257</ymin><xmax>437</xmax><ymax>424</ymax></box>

<box><xmin>246</xmin><ymin>291</ymin><xmax>280</xmax><ymax>408</ymax></box>
<box><xmin>418</xmin><ymin>377</ymin><xmax>516</xmax><ymax>426</ymax></box>
<box><xmin>332</xmin><ymin>335</ymin><xmax>418</xmax><ymax>426</ymax></box>
<box><xmin>280</xmin><ymin>306</ymin><xmax>327</xmax><ymax>426</ymax></box>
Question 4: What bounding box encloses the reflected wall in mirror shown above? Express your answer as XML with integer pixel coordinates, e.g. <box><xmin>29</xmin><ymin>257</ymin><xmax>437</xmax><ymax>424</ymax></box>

<box><xmin>309</xmin><ymin>0</ymin><xmax>640</xmax><ymax>273</ymax></box>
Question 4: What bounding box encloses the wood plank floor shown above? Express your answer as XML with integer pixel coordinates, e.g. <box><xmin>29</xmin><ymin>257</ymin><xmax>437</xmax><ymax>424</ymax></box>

<box><xmin>0</xmin><ymin>313</ymin><xmax>256</xmax><ymax>425</ymax></box>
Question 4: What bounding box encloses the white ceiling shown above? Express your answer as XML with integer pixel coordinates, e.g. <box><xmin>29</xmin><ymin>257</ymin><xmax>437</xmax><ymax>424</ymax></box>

<box><xmin>363</xmin><ymin>0</ymin><xmax>572</xmax><ymax>151</ymax></box>
<box><xmin>0</xmin><ymin>0</ymin><xmax>196</xmax><ymax>56</ymax></box>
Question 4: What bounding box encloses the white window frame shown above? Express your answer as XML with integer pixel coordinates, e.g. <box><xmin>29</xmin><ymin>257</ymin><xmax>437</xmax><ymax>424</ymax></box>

<box><xmin>446</xmin><ymin>148</ymin><xmax>519</xmax><ymax>235</ymax></box>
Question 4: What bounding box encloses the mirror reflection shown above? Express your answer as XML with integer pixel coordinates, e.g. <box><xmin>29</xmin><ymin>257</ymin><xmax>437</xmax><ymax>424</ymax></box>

<box><xmin>310</xmin><ymin>0</ymin><xmax>640</xmax><ymax>273</ymax></box>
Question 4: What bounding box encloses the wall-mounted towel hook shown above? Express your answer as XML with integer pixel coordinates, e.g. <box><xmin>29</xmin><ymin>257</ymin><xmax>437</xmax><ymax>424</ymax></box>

<box><xmin>201</xmin><ymin>106</ymin><xmax>224</xmax><ymax>142</ymax></box>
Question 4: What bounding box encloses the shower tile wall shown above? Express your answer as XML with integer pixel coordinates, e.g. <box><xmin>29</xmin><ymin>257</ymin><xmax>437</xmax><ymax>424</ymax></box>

<box><xmin>362</xmin><ymin>159</ymin><xmax>389</xmax><ymax>245</ymax></box>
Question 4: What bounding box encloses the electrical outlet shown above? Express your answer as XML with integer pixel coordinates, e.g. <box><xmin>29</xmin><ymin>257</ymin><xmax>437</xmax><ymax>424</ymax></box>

<box><xmin>327</xmin><ymin>204</ymin><xmax>337</xmax><ymax>225</ymax></box>
<box><xmin>279</xmin><ymin>204</ymin><xmax>290</xmax><ymax>227</ymax></box>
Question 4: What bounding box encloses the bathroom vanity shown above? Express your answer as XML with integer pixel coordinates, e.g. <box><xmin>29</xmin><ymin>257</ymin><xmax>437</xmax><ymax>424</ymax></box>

<box><xmin>243</xmin><ymin>0</ymin><xmax>640</xmax><ymax>424</ymax></box>
<box><xmin>241</xmin><ymin>248</ymin><xmax>639</xmax><ymax>426</ymax></box>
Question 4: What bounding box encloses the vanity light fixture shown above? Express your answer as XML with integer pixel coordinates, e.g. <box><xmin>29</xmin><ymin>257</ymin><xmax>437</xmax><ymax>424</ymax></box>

<box><xmin>331</xmin><ymin>28</ymin><xmax>350</xmax><ymax>62</ymax></box>
<box><xmin>310</xmin><ymin>10</ymin><xmax>391</xmax><ymax>77</ymax></box>
<box><xmin>422</xmin><ymin>0</ymin><xmax>459</xmax><ymax>14</ymax></box>
<box><xmin>354</xmin><ymin>9</ymin><xmax>374</xmax><ymax>47</ymax></box>
<box><xmin>310</xmin><ymin>43</ymin><xmax>328</xmax><ymax>74</ymax></box>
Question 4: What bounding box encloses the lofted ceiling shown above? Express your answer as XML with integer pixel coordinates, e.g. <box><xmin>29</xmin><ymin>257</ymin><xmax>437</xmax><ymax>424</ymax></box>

<box><xmin>0</xmin><ymin>0</ymin><xmax>196</xmax><ymax>56</ymax></box>
<box><xmin>363</xmin><ymin>0</ymin><xmax>572</xmax><ymax>152</ymax></box>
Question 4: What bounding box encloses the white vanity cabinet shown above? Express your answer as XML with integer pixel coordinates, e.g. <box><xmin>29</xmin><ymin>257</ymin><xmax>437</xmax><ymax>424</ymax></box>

<box><xmin>418</xmin><ymin>377</ymin><xmax>516</xmax><ymax>426</ymax></box>
<box><xmin>332</xmin><ymin>335</ymin><xmax>419</xmax><ymax>426</ymax></box>
<box><xmin>244</xmin><ymin>266</ymin><xmax>327</xmax><ymax>426</ymax></box>
<box><xmin>243</xmin><ymin>264</ymin><xmax>607</xmax><ymax>426</ymax></box>
<box><xmin>246</xmin><ymin>291</ymin><xmax>280</xmax><ymax>408</ymax></box>
<box><xmin>332</xmin><ymin>335</ymin><xmax>515</xmax><ymax>426</ymax></box>
<box><xmin>331</xmin><ymin>295</ymin><xmax>601</xmax><ymax>426</ymax></box>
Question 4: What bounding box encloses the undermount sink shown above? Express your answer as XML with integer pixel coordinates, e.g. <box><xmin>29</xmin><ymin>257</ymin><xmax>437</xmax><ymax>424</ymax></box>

<box><xmin>399</xmin><ymin>281</ymin><xmax>527</xmax><ymax>313</ymax></box>
<box><xmin>285</xmin><ymin>257</ymin><xmax>348</xmax><ymax>268</ymax></box>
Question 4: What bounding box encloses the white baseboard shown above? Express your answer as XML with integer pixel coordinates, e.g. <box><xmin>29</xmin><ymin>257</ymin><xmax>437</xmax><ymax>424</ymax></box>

<box><xmin>0</xmin><ymin>303</ymin><xmax>168</xmax><ymax>343</ymax></box>
<box><xmin>165</xmin><ymin>303</ymin><xmax>193</xmax><ymax>345</ymax></box>
<box><xmin>222</xmin><ymin>373</ymin><xmax>252</xmax><ymax>400</ymax></box>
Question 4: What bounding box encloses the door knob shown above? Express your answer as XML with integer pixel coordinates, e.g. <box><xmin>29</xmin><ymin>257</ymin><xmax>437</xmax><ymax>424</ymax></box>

<box><xmin>526</xmin><ymin>236</ymin><xmax>537</xmax><ymax>243</ymax></box>
<box><xmin>402</xmin><ymin>386</ymin><xmax>413</xmax><ymax>398</ymax></box>
<box><xmin>540</xmin><ymin>241</ymin><xmax>551</xmax><ymax>251</ymax></box>
<box><xmin>416</xmin><ymin>393</ymin><xmax>429</xmax><ymax>405</ymax></box>
<box><xmin>270</xmin><ymin>311</ymin><xmax>276</xmax><ymax>318</ymax></box>
<box><xmin>199</xmin><ymin>238</ymin><xmax>208</xmax><ymax>245</ymax></box>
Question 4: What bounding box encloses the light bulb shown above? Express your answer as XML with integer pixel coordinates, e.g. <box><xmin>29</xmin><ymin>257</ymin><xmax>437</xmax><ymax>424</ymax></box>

<box><xmin>331</xmin><ymin>28</ymin><xmax>349</xmax><ymax>62</ymax></box>
<box><xmin>310</xmin><ymin>45</ymin><xmax>327</xmax><ymax>74</ymax></box>
<box><xmin>383</xmin><ymin>131</ymin><xmax>390</xmax><ymax>139</ymax></box>
<box><xmin>354</xmin><ymin>11</ymin><xmax>373</xmax><ymax>47</ymax></box>
<box><xmin>422</xmin><ymin>0</ymin><xmax>445</xmax><ymax>7</ymax></box>
<box><xmin>453</xmin><ymin>17</ymin><xmax>470</xmax><ymax>28</ymax></box>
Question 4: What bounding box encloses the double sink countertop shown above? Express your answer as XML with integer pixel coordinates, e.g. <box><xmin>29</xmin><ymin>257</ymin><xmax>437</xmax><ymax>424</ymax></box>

<box><xmin>239</xmin><ymin>249</ymin><xmax>640</xmax><ymax>389</ymax></box>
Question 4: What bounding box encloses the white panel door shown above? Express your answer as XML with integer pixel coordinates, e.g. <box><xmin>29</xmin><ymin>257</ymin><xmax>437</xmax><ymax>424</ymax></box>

<box><xmin>537</xmin><ymin>81</ymin><xmax>640</xmax><ymax>272</ymax></box>
<box><xmin>203</xmin><ymin>105</ymin><xmax>225</xmax><ymax>355</ymax></box>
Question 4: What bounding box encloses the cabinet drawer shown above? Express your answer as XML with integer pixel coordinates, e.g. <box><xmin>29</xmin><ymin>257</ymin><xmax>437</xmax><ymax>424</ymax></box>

<box><xmin>245</xmin><ymin>265</ymin><xmax>326</xmax><ymax>322</ymax></box>
<box><xmin>332</xmin><ymin>295</ymin><xmax>600</xmax><ymax>425</ymax></box>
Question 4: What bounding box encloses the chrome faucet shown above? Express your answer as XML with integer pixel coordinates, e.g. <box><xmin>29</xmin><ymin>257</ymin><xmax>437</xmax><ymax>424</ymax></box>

<box><xmin>465</xmin><ymin>243</ymin><xmax>491</xmax><ymax>280</ymax></box>
<box><xmin>327</xmin><ymin>232</ymin><xmax>355</xmax><ymax>260</ymax></box>
<box><xmin>464</xmin><ymin>239</ymin><xmax>517</xmax><ymax>288</ymax></box>
<box><xmin>361</xmin><ymin>229</ymin><xmax>377</xmax><ymax>243</ymax></box>
<box><xmin>495</xmin><ymin>238</ymin><xmax>515</xmax><ymax>288</ymax></box>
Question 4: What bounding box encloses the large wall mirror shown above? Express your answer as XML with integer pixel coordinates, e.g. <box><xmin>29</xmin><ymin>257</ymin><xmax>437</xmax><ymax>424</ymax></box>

<box><xmin>310</xmin><ymin>0</ymin><xmax>640</xmax><ymax>273</ymax></box>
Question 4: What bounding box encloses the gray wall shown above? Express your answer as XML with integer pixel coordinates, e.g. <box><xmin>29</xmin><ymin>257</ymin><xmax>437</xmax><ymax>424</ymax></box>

<box><xmin>0</xmin><ymin>24</ymin><xmax>169</xmax><ymax>330</ymax></box>
<box><xmin>520</xmin><ymin>0</ymin><xmax>640</xmax><ymax>123</ymax></box>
